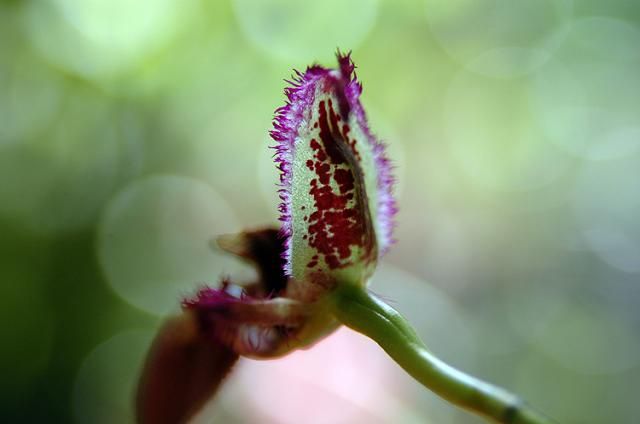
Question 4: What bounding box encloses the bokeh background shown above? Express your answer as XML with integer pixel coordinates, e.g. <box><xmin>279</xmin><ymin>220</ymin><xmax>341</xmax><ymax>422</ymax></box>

<box><xmin>2</xmin><ymin>0</ymin><xmax>640</xmax><ymax>423</ymax></box>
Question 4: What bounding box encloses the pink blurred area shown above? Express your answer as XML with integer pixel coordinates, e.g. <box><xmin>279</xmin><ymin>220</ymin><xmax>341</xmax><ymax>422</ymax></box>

<box><xmin>197</xmin><ymin>328</ymin><xmax>405</xmax><ymax>423</ymax></box>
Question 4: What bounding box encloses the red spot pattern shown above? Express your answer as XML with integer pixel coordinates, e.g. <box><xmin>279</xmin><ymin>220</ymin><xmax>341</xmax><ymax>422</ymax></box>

<box><xmin>303</xmin><ymin>99</ymin><xmax>372</xmax><ymax>270</ymax></box>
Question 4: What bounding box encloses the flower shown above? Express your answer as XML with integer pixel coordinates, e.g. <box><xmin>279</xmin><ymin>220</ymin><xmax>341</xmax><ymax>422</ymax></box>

<box><xmin>137</xmin><ymin>52</ymin><xmax>395</xmax><ymax>424</ymax></box>
<box><xmin>272</xmin><ymin>51</ymin><xmax>396</xmax><ymax>284</ymax></box>
<box><xmin>137</xmin><ymin>52</ymin><xmax>554</xmax><ymax>424</ymax></box>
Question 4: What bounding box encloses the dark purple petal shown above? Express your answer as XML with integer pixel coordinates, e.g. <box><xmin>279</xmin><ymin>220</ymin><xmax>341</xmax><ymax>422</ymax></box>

<box><xmin>136</xmin><ymin>312</ymin><xmax>238</xmax><ymax>424</ymax></box>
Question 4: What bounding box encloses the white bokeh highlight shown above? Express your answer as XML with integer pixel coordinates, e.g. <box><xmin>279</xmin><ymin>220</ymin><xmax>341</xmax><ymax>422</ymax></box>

<box><xmin>424</xmin><ymin>0</ymin><xmax>572</xmax><ymax>78</ymax></box>
<box><xmin>444</xmin><ymin>69</ymin><xmax>569</xmax><ymax>192</ymax></box>
<box><xmin>0</xmin><ymin>91</ymin><xmax>143</xmax><ymax>235</ymax></box>
<box><xmin>530</xmin><ymin>17</ymin><xmax>640</xmax><ymax>160</ymax></box>
<box><xmin>98</xmin><ymin>175</ymin><xmax>247</xmax><ymax>316</ymax></box>
<box><xmin>22</xmin><ymin>0</ymin><xmax>197</xmax><ymax>78</ymax></box>
<box><xmin>233</xmin><ymin>0</ymin><xmax>379</xmax><ymax>62</ymax></box>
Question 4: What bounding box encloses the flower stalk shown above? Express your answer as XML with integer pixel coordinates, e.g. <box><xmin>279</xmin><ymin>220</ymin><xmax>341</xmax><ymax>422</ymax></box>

<box><xmin>331</xmin><ymin>284</ymin><xmax>555</xmax><ymax>424</ymax></box>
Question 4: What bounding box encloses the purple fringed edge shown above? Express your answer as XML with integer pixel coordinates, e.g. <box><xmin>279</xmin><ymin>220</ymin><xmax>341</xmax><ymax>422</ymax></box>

<box><xmin>338</xmin><ymin>53</ymin><xmax>398</xmax><ymax>255</ymax></box>
<box><xmin>269</xmin><ymin>64</ymin><xmax>325</xmax><ymax>275</ymax></box>
<box><xmin>182</xmin><ymin>283</ymin><xmax>237</xmax><ymax>309</ymax></box>
<box><xmin>269</xmin><ymin>51</ymin><xmax>397</xmax><ymax>275</ymax></box>
<box><xmin>182</xmin><ymin>280</ymin><xmax>253</xmax><ymax>310</ymax></box>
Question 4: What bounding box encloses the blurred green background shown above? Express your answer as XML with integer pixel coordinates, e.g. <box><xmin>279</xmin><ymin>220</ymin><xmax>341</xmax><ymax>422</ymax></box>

<box><xmin>2</xmin><ymin>0</ymin><xmax>640</xmax><ymax>423</ymax></box>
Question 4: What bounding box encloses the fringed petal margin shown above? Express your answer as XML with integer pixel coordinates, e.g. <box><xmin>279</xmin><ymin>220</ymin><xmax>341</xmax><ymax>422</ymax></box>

<box><xmin>270</xmin><ymin>51</ymin><xmax>397</xmax><ymax>286</ymax></box>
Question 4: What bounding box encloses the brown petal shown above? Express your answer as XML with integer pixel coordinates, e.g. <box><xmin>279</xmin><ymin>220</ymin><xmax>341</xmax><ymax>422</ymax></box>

<box><xmin>136</xmin><ymin>311</ymin><xmax>238</xmax><ymax>424</ymax></box>
<box><xmin>216</xmin><ymin>228</ymin><xmax>288</xmax><ymax>295</ymax></box>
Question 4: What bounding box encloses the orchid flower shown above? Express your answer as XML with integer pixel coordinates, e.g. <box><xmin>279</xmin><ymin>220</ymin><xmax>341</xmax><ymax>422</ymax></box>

<box><xmin>137</xmin><ymin>52</ymin><xmax>554</xmax><ymax>424</ymax></box>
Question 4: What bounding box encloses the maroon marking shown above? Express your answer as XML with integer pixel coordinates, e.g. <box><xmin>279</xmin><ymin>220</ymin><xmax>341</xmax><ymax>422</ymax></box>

<box><xmin>334</xmin><ymin>168</ymin><xmax>354</xmax><ymax>194</ymax></box>
<box><xmin>303</xmin><ymin>98</ymin><xmax>373</xmax><ymax>270</ymax></box>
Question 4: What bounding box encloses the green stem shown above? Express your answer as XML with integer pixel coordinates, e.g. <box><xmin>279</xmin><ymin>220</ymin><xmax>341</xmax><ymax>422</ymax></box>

<box><xmin>331</xmin><ymin>284</ymin><xmax>556</xmax><ymax>424</ymax></box>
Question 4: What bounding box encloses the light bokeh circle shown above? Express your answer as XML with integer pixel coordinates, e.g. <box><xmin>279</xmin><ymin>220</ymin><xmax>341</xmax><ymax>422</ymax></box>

<box><xmin>573</xmin><ymin>155</ymin><xmax>640</xmax><ymax>274</ymax></box>
<box><xmin>530</xmin><ymin>17</ymin><xmax>640</xmax><ymax>160</ymax></box>
<box><xmin>98</xmin><ymin>175</ymin><xmax>245</xmax><ymax>316</ymax></box>
<box><xmin>232</xmin><ymin>0</ymin><xmax>379</xmax><ymax>62</ymax></box>
<box><xmin>73</xmin><ymin>330</ymin><xmax>152</xmax><ymax>424</ymax></box>
<box><xmin>443</xmin><ymin>69</ymin><xmax>569</xmax><ymax>192</ymax></box>
<box><xmin>0</xmin><ymin>90</ymin><xmax>143</xmax><ymax>235</ymax></box>
<box><xmin>22</xmin><ymin>0</ymin><xmax>197</xmax><ymax>78</ymax></box>
<box><xmin>424</xmin><ymin>0</ymin><xmax>572</xmax><ymax>78</ymax></box>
